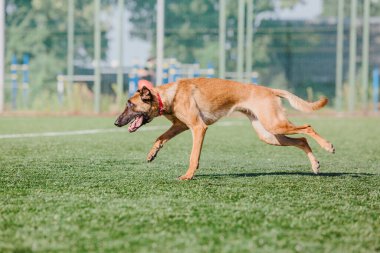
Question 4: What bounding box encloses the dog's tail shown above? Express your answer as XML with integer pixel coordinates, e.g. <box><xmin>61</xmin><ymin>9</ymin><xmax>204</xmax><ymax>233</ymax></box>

<box><xmin>271</xmin><ymin>88</ymin><xmax>328</xmax><ymax>112</ymax></box>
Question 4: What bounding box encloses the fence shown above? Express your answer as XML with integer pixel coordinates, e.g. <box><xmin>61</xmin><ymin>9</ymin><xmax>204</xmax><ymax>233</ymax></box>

<box><xmin>0</xmin><ymin>0</ymin><xmax>379</xmax><ymax>113</ymax></box>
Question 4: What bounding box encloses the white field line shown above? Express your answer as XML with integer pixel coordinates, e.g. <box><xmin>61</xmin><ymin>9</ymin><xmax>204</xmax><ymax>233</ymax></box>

<box><xmin>0</xmin><ymin>121</ymin><xmax>245</xmax><ymax>139</ymax></box>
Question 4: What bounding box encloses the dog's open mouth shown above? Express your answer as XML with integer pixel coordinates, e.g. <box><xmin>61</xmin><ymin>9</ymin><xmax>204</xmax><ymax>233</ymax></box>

<box><xmin>128</xmin><ymin>115</ymin><xmax>145</xmax><ymax>132</ymax></box>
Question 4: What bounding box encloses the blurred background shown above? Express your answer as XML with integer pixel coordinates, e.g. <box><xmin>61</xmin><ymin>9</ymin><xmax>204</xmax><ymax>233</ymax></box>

<box><xmin>0</xmin><ymin>0</ymin><xmax>379</xmax><ymax>114</ymax></box>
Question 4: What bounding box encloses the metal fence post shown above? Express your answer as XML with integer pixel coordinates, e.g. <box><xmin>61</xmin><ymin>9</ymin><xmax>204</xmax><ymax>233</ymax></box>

<box><xmin>237</xmin><ymin>0</ymin><xmax>245</xmax><ymax>82</ymax></box>
<box><xmin>218</xmin><ymin>0</ymin><xmax>226</xmax><ymax>79</ymax></box>
<box><xmin>117</xmin><ymin>0</ymin><xmax>124</xmax><ymax>104</ymax></box>
<box><xmin>245</xmin><ymin>0</ymin><xmax>253</xmax><ymax>82</ymax></box>
<box><xmin>335</xmin><ymin>0</ymin><xmax>344</xmax><ymax>111</ymax></box>
<box><xmin>348</xmin><ymin>0</ymin><xmax>357</xmax><ymax>112</ymax></box>
<box><xmin>361</xmin><ymin>0</ymin><xmax>370</xmax><ymax>111</ymax></box>
<box><xmin>94</xmin><ymin>0</ymin><xmax>101</xmax><ymax>113</ymax></box>
<box><xmin>0</xmin><ymin>0</ymin><xmax>4</xmax><ymax>113</ymax></box>
<box><xmin>67</xmin><ymin>0</ymin><xmax>74</xmax><ymax>104</ymax></box>
<box><xmin>156</xmin><ymin>0</ymin><xmax>164</xmax><ymax>86</ymax></box>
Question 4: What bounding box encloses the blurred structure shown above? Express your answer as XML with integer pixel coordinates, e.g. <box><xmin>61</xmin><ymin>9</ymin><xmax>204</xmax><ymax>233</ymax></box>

<box><xmin>0</xmin><ymin>0</ymin><xmax>4</xmax><ymax>113</ymax></box>
<box><xmin>0</xmin><ymin>0</ymin><xmax>379</xmax><ymax>113</ymax></box>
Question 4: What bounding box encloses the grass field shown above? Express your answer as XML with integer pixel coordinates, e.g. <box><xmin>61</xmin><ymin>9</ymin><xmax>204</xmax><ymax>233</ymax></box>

<box><xmin>0</xmin><ymin>116</ymin><xmax>379</xmax><ymax>253</ymax></box>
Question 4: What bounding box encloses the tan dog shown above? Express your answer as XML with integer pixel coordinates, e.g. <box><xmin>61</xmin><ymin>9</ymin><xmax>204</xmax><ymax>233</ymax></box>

<box><xmin>114</xmin><ymin>78</ymin><xmax>334</xmax><ymax>180</ymax></box>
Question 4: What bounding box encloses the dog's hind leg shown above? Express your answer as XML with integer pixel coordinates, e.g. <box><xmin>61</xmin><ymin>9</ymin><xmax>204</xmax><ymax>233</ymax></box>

<box><xmin>251</xmin><ymin>97</ymin><xmax>334</xmax><ymax>154</ymax></box>
<box><xmin>147</xmin><ymin>122</ymin><xmax>188</xmax><ymax>162</ymax></box>
<box><xmin>248</xmin><ymin>115</ymin><xmax>320</xmax><ymax>173</ymax></box>
<box><xmin>279</xmin><ymin>124</ymin><xmax>335</xmax><ymax>154</ymax></box>
<box><xmin>262</xmin><ymin>120</ymin><xmax>335</xmax><ymax>154</ymax></box>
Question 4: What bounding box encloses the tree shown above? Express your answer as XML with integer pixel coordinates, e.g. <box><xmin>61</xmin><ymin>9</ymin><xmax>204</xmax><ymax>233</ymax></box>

<box><xmin>125</xmin><ymin>0</ymin><xmax>301</xmax><ymax>74</ymax></box>
<box><xmin>322</xmin><ymin>0</ymin><xmax>380</xmax><ymax>17</ymax></box>
<box><xmin>5</xmin><ymin>0</ymin><xmax>109</xmax><ymax>98</ymax></box>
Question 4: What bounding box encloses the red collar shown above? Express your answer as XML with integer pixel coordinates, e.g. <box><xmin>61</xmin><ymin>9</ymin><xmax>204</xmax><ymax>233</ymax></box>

<box><xmin>157</xmin><ymin>92</ymin><xmax>165</xmax><ymax>115</ymax></box>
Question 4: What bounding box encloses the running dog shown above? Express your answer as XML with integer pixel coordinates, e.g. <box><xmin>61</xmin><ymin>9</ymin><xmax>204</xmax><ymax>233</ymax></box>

<box><xmin>114</xmin><ymin>78</ymin><xmax>334</xmax><ymax>180</ymax></box>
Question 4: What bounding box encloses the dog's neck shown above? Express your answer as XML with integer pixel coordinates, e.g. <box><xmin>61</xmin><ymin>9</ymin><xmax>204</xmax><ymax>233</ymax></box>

<box><xmin>156</xmin><ymin>92</ymin><xmax>164</xmax><ymax>115</ymax></box>
<box><xmin>155</xmin><ymin>82</ymin><xmax>178</xmax><ymax>115</ymax></box>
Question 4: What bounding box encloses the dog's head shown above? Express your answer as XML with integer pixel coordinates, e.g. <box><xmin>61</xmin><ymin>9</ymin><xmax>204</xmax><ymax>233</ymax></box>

<box><xmin>114</xmin><ymin>86</ymin><xmax>161</xmax><ymax>132</ymax></box>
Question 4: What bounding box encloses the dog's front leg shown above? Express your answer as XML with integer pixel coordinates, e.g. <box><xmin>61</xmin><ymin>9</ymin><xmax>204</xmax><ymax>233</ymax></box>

<box><xmin>178</xmin><ymin>124</ymin><xmax>208</xmax><ymax>180</ymax></box>
<box><xmin>147</xmin><ymin>123</ymin><xmax>188</xmax><ymax>162</ymax></box>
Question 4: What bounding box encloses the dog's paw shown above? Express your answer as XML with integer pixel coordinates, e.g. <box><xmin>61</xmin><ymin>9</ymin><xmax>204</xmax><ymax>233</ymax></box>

<box><xmin>311</xmin><ymin>160</ymin><xmax>320</xmax><ymax>174</ymax></box>
<box><xmin>146</xmin><ymin>153</ymin><xmax>156</xmax><ymax>162</ymax></box>
<box><xmin>147</xmin><ymin>145</ymin><xmax>163</xmax><ymax>162</ymax></box>
<box><xmin>178</xmin><ymin>174</ymin><xmax>194</xmax><ymax>181</ymax></box>
<box><xmin>146</xmin><ymin>149</ymin><xmax>159</xmax><ymax>162</ymax></box>
<box><xmin>324</xmin><ymin>142</ymin><xmax>335</xmax><ymax>154</ymax></box>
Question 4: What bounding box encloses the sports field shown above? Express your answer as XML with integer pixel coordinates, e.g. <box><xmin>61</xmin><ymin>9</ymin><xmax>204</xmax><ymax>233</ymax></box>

<box><xmin>0</xmin><ymin>116</ymin><xmax>379</xmax><ymax>253</ymax></box>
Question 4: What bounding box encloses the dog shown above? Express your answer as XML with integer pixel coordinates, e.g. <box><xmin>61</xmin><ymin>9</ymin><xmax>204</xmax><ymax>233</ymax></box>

<box><xmin>114</xmin><ymin>78</ymin><xmax>334</xmax><ymax>180</ymax></box>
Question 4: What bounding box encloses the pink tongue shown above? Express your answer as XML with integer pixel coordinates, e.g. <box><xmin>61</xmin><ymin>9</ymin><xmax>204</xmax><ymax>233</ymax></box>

<box><xmin>128</xmin><ymin>116</ymin><xmax>144</xmax><ymax>132</ymax></box>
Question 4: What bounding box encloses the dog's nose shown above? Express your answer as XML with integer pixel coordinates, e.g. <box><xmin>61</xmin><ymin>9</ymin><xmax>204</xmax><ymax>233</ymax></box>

<box><xmin>114</xmin><ymin>121</ymin><xmax>120</xmax><ymax>127</ymax></box>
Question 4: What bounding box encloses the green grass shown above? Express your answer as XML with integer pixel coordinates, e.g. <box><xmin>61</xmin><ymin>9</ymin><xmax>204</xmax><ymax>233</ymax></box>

<box><xmin>0</xmin><ymin>116</ymin><xmax>379</xmax><ymax>253</ymax></box>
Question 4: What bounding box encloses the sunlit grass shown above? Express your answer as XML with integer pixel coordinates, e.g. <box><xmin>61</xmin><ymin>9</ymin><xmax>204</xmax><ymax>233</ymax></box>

<box><xmin>0</xmin><ymin>116</ymin><xmax>379</xmax><ymax>253</ymax></box>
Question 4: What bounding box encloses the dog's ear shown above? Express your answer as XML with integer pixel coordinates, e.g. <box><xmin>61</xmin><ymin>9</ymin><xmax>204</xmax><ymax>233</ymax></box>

<box><xmin>139</xmin><ymin>86</ymin><xmax>152</xmax><ymax>102</ymax></box>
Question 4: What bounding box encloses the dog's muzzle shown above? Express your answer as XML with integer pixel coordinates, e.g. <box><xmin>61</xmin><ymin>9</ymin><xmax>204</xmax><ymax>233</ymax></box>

<box><xmin>114</xmin><ymin>120</ymin><xmax>121</xmax><ymax>127</ymax></box>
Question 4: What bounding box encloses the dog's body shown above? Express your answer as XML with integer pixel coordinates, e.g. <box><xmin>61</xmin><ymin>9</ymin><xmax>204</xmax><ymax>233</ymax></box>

<box><xmin>115</xmin><ymin>78</ymin><xmax>334</xmax><ymax>180</ymax></box>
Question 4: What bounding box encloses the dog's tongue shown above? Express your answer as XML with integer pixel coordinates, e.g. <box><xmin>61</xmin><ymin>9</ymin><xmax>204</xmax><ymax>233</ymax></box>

<box><xmin>128</xmin><ymin>116</ymin><xmax>144</xmax><ymax>132</ymax></box>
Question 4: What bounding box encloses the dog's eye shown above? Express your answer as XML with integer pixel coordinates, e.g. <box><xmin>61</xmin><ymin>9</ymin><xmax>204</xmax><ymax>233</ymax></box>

<box><xmin>127</xmin><ymin>101</ymin><xmax>134</xmax><ymax>108</ymax></box>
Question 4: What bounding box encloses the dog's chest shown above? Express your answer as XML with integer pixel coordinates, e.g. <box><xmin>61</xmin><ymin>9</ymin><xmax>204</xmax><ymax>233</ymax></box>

<box><xmin>193</xmin><ymin>89</ymin><xmax>238</xmax><ymax>125</ymax></box>
<box><xmin>199</xmin><ymin>109</ymin><xmax>230</xmax><ymax>125</ymax></box>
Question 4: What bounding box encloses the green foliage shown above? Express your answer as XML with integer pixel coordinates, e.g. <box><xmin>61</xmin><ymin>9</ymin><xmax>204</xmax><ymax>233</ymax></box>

<box><xmin>126</xmin><ymin>0</ymin><xmax>335</xmax><ymax>93</ymax></box>
<box><xmin>125</xmin><ymin>0</ymin><xmax>281</xmax><ymax>66</ymax></box>
<box><xmin>5</xmin><ymin>0</ymin><xmax>109</xmax><ymax>100</ymax></box>
<box><xmin>322</xmin><ymin>0</ymin><xmax>380</xmax><ymax>17</ymax></box>
<box><xmin>0</xmin><ymin>116</ymin><xmax>379</xmax><ymax>252</ymax></box>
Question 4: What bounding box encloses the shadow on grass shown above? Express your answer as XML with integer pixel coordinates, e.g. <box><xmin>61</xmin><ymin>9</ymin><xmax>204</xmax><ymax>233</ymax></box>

<box><xmin>197</xmin><ymin>171</ymin><xmax>376</xmax><ymax>179</ymax></box>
